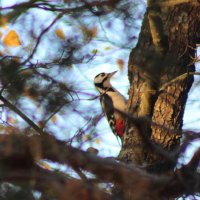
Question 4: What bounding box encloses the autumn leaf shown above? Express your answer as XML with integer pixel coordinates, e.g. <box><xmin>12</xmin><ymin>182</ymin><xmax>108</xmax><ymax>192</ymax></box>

<box><xmin>0</xmin><ymin>16</ymin><xmax>8</xmax><ymax>29</ymax></box>
<box><xmin>91</xmin><ymin>49</ymin><xmax>98</xmax><ymax>54</ymax></box>
<box><xmin>116</xmin><ymin>59</ymin><xmax>124</xmax><ymax>71</ymax></box>
<box><xmin>51</xmin><ymin>115</ymin><xmax>57</xmax><ymax>123</ymax></box>
<box><xmin>43</xmin><ymin>163</ymin><xmax>52</xmax><ymax>170</ymax></box>
<box><xmin>24</xmin><ymin>87</ymin><xmax>39</xmax><ymax>100</ymax></box>
<box><xmin>81</xmin><ymin>26</ymin><xmax>97</xmax><ymax>40</ymax></box>
<box><xmin>83</xmin><ymin>134</ymin><xmax>91</xmax><ymax>141</ymax></box>
<box><xmin>90</xmin><ymin>26</ymin><xmax>97</xmax><ymax>38</ymax></box>
<box><xmin>20</xmin><ymin>69</ymin><xmax>33</xmax><ymax>77</ymax></box>
<box><xmin>7</xmin><ymin>117</ymin><xmax>17</xmax><ymax>124</ymax></box>
<box><xmin>39</xmin><ymin>161</ymin><xmax>52</xmax><ymax>170</ymax></box>
<box><xmin>95</xmin><ymin>138</ymin><xmax>100</xmax><ymax>145</ymax></box>
<box><xmin>3</xmin><ymin>30</ymin><xmax>21</xmax><ymax>47</ymax></box>
<box><xmin>55</xmin><ymin>28</ymin><xmax>65</xmax><ymax>40</ymax></box>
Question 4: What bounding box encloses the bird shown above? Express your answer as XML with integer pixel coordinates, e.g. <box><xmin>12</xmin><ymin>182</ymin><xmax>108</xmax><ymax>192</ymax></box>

<box><xmin>94</xmin><ymin>71</ymin><xmax>127</xmax><ymax>139</ymax></box>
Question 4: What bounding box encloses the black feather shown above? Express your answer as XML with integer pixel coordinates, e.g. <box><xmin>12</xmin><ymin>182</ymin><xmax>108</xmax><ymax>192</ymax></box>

<box><xmin>100</xmin><ymin>93</ymin><xmax>117</xmax><ymax>135</ymax></box>
<box><xmin>95</xmin><ymin>82</ymin><xmax>115</xmax><ymax>92</ymax></box>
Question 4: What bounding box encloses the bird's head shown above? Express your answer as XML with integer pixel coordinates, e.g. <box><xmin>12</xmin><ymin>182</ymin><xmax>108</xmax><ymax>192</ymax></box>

<box><xmin>94</xmin><ymin>71</ymin><xmax>117</xmax><ymax>93</ymax></box>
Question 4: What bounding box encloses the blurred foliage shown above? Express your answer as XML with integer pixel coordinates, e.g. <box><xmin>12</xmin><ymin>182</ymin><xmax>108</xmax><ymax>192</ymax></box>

<box><xmin>0</xmin><ymin>184</ymin><xmax>36</xmax><ymax>200</ymax></box>
<box><xmin>0</xmin><ymin>58</ymin><xmax>25</xmax><ymax>98</ymax></box>
<box><xmin>0</xmin><ymin>0</ymin><xmax>199</xmax><ymax>199</ymax></box>
<box><xmin>0</xmin><ymin>0</ymin><xmax>142</xmax><ymax>197</ymax></box>
<box><xmin>0</xmin><ymin>0</ymin><xmax>141</xmax><ymax>145</ymax></box>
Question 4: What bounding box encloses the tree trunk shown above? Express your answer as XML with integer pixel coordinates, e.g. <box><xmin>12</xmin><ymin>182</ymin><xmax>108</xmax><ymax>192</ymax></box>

<box><xmin>119</xmin><ymin>1</ymin><xmax>200</xmax><ymax>172</ymax></box>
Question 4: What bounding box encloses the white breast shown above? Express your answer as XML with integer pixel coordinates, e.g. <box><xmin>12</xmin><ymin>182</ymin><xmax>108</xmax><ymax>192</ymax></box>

<box><xmin>107</xmin><ymin>90</ymin><xmax>127</xmax><ymax>112</ymax></box>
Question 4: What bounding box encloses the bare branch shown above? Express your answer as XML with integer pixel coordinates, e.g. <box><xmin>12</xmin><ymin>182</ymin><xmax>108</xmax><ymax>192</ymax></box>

<box><xmin>160</xmin><ymin>72</ymin><xmax>200</xmax><ymax>91</ymax></box>
<box><xmin>0</xmin><ymin>133</ymin><xmax>199</xmax><ymax>199</ymax></box>
<box><xmin>0</xmin><ymin>95</ymin><xmax>44</xmax><ymax>135</ymax></box>
<box><xmin>22</xmin><ymin>14</ymin><xmax>63</xmax><ymax>64</ymax></box>
<box><xmin>0</xmin><ymin>165</ymin><xmax>110</xmax><ymax>200</ymax></box>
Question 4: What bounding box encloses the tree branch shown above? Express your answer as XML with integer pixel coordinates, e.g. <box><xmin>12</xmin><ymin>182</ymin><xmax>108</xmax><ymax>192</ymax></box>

<box><xmin>0</xmin><ymin>133</ymin><xmax>199</xmax><ymax>199</ymax></box>
<box><xmin>0</xmin><ymin>95</ymin><xmax>44</xmax><ymax>135</ymax></box>
<box><xmin>0</xmin><ymin>164</ymin><xmax>110</xmax><ymax>200</ymax></box>
<box><xmin>160</xmin><ymin>72</ymin><xmax>200</xmax><ymax>90</ymax></box>
<box><xmin>22</xmin><ymin>14</ymin><xmax>62</xmax><ymax>64</ymax></box>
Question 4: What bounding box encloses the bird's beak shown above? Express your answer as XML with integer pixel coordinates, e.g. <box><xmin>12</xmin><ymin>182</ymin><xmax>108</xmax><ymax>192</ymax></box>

<box><xmin>109</xmin><ymin>71</ymin><xmax>117</xmax><ymax>78</ymax></box>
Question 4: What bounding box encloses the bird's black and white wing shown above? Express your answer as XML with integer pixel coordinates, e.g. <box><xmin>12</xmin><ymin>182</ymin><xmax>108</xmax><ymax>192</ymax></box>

<box><xmin>100</xmin><ymin>93</ymin><xmax>117</xmax><ymax>136</ymax></box>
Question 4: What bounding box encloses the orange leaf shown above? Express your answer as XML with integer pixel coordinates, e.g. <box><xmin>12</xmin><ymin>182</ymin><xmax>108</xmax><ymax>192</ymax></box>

<box><xmin>39</xmin><ymin>161</ymin><xmax>52</xmax><ymax>170</ymax></box>
<box><xmin>3</xmin><ymin>30</ymin><xmax>21</xmax><ymax>47</ymax></box>
<box><xmin>91</xmin><ymin>26</ymin><xmax>97</xmax><ymax>38</ymax></box>
<box><xmin>116</xmin><ymin>59</ymin><xmax>124</xmax><ymax>71</ymax></box>
<box><xmin>51</xmin><ymin>115</ymin><xmax>57</xmax><ymax>123</ymax></box>
<box><xmin>55</xmin><ymin>28</ymin><xmax>65</xmax><ymax>40</ymax></box>
<box><xmin>42</xmin><ymin>162</ymin><xmax>52</xmax><ymax>170</ymax></box>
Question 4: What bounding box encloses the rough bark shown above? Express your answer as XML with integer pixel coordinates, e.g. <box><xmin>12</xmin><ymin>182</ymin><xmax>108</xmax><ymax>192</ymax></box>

<box><xmin>119</xmin><ymin>1</ymin><xmax>200</xmax><ymax>171</ymax></box>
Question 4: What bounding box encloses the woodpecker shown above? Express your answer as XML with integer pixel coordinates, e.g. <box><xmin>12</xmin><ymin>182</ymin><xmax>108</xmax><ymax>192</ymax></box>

<box><xmin>94</xmin><ymin>71</ymin><xmax>127</xmax><ymax>138</ymax></box>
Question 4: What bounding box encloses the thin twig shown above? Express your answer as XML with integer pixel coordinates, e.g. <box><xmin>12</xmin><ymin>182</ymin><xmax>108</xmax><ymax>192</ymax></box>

<box><xmin>22</xmin><ymin>14</ymin><xmax>63</xmax><ymax>64</ymax></box>
<box><xmin>160</xmin><ymin>72</ymin><xmax>200</xmax><ymax>91</ymax></box>
<box><xmin>0</xmin><ymin>95</ymin><xmax>44</xmax><ymax>135</ymax></box>
<box><xmin>43</xmin><ymin>103</ymin><xmax>66</xmax><ymax>127</ymax></box>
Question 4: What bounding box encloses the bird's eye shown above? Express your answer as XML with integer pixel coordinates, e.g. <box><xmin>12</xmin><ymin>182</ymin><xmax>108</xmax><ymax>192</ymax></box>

<box><xmin>101</xmin><ymin>73</ymin><xmax>105</xmax><ymax>77</ymax></box>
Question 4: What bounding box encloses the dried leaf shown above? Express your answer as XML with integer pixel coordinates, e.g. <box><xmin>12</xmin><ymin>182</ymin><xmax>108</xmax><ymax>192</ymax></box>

<box><xmin>51</xmin><ymin>115</ymin><xmax>57</xmax><ymax>123</ymax></box>
<box><xmin>81</xmin><ymin>26</ymin><xmax>97</xmax><ymax>40</ymax></box>
<box><xmin>55</xmin><ymin>28</ymin><xmax>65</xmax><ymax>40</ymax></box>
<box><xmin>83</xmin><ymin>134</ymin><xmax>91</xmax><ymax>141</ymax></box>
<box><xmin>95</xmin><ymin>138</ymin><xmax>100</xmax><ymax>145</ymax></box>
<box><xmin>116</xmin><ymin>59</ymin><xmax>124</xmax><ymax>71</ymax></box>
<box><xmin>20</xmin><ymin>69</ymin><xmax>33</xmax><ymax>77</ymax></box>
<box><xmin>91</xmin><ymin>26</ymin><xmax>97</xmax><ymax>38</ymax></box>
<box><xmin>7</xmin><ymin>117</ymin><xmax>17</xmax><ymax>124</ymax></box>
<box><xmin>3</xmin><ymin>30</ymin><xmax>21</xmax><ymax>47</ymax></box>
<box><xmin>24</xmin><ymin>87</ymin><xmax>39</xmax><ymax>100</ymax></box>
<box><xmin>91</xmin><ymin>49</ymin><xmax>98</xmax><ymax>54</ymax></box>
<box><xmin>0</xmin><ymin>16</ymin><xmax>8</xmax><ymax>29</ymax></box>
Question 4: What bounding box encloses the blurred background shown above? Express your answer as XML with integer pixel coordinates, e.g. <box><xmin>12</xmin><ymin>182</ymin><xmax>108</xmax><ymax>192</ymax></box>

<box><xmin>0</xmin><ymin>0</ymin><xmax>199</xmax><ymax>171</ymax></box>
